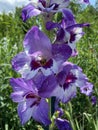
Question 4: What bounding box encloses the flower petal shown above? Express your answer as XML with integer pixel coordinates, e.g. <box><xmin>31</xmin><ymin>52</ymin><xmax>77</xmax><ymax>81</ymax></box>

<box><xmin>17</xmin><ymin>102</ymin><xmax>33</xmax><ymax>125</ymax></box>
<box><xmin>52</xmin><ymin>43</ymin><xmax>72</xmax><ymax>63</ymax></box>
<box><xmin>11</xmin><ymin>91</ymin><xmax>24</xmax><ymax>102</ymax></box>
<box><xmin>62</xmin><ymin>8</ymin><xmax>75</xmax><ymax>27</ymax></box>
<box><xmin>56</xmin><ymin>118</ymin><xmax>73</xmax><ymax>130</ymax></box>
<box><xmin>32</xmin><ymin>99</ymin><xmax>51</xmax><ymax>125</ymax></box>
<box><xmin>23</xmin><ymin>26</ymin><xmax>52</xmax><ymax>58</ymax></box>
<box><xmin>11</xmin><ymin>52</ymin><xmax>30</xmax><ymax>72</ymax></box>
<box><xmin>10</xmin><ymin>78</ymin><xmax>35</xmax><ymax>92</ymax></box>
<box><xmin>38</xmin><ymin>74</ymin><xmax>57</xmax><ymax>98</ymax></box>
<box><xmin>80</xmin><ymin>82</ymin><xmax>93</xmax><ymax>96</ymax></box>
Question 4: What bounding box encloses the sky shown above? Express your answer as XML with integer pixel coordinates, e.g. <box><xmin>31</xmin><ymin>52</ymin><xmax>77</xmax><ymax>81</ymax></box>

<box><xmin>0</xmin><ymin>0</ymin><xmax>96</xmax><ymax>13</ymax></box>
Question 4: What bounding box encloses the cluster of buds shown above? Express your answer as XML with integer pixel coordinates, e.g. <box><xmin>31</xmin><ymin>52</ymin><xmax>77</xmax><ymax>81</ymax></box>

<box><xmin>10</xmin><ymin>0</ymin><xmax>94</xmax><ymax>129</ymax></box>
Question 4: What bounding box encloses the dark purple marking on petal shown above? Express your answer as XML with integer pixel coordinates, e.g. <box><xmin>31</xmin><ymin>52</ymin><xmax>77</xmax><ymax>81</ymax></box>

<box><xmin>25</xmin><ymin>92</ymin><xmax>41</xmax><ymax>107</ymax></box>
<box><xmin>49</xmin><ymin>3</ymin><xmax>59</xmax><ymax>10</ymax></box>
<box><xmin>39</xmin><ymin>0</ymin><xmax>46</xmax><ymax>7</ymax></box>
<box><xmin>63</xmin><ymin>72</ymin><xmax>77</xmax><ymax>90</ymax></box>
<box><xmin>43</xmin><ymin>59</ymin><xmax>53</xmax><ymax>69</ymax></box>
<box><xmin>30</xmin><ymin>59</ymin><xmax>53</xmax><ymax>70</ymax></box>
<box><xmin>56</xmin><ymin>28</ymin><xmax>65</xmax><ymax>41</ymax></box>
<box><xmin>70</xmin><ymin>31</ymin><xmax>76</xmax><ymax>43</ymax></box>
<box><xmin>30</xmin><ymin>60</ymin><xmax>41</xmax><ymax>70</ymax></box>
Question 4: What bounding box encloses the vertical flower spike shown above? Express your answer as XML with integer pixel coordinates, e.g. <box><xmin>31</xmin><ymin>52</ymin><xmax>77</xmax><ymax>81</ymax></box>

<box><xmin>10</xmin><ymin>78</ymin><xmax>51</xmax><ymax>125</ymax></box>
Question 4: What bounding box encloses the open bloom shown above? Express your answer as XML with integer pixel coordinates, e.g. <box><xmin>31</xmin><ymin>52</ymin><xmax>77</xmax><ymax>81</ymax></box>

<box><xmin>12</xmin><ymin>26</ymin><xmax>72</xmax><ymax>79</ymax></box>
<box><xmin>22</xmin><ymin>0</ymin><xmax>70</xmax><ymax>22</ymax></box>
<box><xmin>52</xmin><ymin>62</ymin><xmax>93</xmax><ymax>103</ymax></box>
<box><xmin>80</xmin><ymin>82</ymin><xmax>93</xmax><ymax>96</ymax></box>
<box><xmin>10</xmin><ymin>73</ymin><xmax>57</xmax><ymax>125</ymax></box>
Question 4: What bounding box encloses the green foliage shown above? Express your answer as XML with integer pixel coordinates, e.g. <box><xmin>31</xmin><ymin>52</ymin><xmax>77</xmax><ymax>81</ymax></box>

<box><xmin>0</xmin><ymin>5</ymin><xmax>98</xmax><ymax>130</ymax></box>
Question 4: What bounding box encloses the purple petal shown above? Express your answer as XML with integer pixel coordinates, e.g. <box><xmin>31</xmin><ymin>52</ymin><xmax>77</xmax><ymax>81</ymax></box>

<box><xmin>54</xmin><ymin>84</ymin><xmax>77</xmax><ymax>103</ymax></box>
<box><xmin>23</xmin><ymin>26</ymin><xmax>52</xmax><ymax>58</ymax></box>
<box><xmin>10</xmin><ymin>78</ymin><xmax>35</xmax><ymax>92</ymax></box>
<box><xmin>52</xmin><ymin>43</ymin><xmax>72</xmax><ymax>63</ymax></box>
<box><xmin>80</xmin><ymin>82</ymin><xmax>93</xmax><ymax>96</ymax></box>
<box><xmin>38</xmin><ymin>74</ymin><xmax>57</xmax><ymax>98</ymax></box>
<box><xmin>22</xmin><ymin>4</ymin><xmax>41</xmax><ymax>22</ymax></box>
<box><xmin>56</xmin><ymin>118</ymin><xmax>73</xmax><ymax>130</ymax></box>
<box><xmin>66</xmin><ymin>23</ymin><xmax>90</xmax><ymax>31</ymax></box>
<box><xmin>11</xmin><ymin>52</ymin><xmax>30</xmax><ymax>72</ymax></box>
<box><xmin>56</xmin><ymin>28</ymin><xmax>65</xmax><ymax>41</ymax></box>
<box><xmin>46</xmin><ymin>21</ymin><xmax>59</xmax><ymax>30</ymax></box>
<box><xmin>50</xmin><ymin>0</ymin><xmax>70</xmax><ymax>9</ymax></box>
<box><xmin>18</xmin><ymin>102</ymin><xmax>33</xmax><ymax>124</ymax></box>
<box><xmin>32</xmin><ymin>98</ymin><xmax>51</xmax><ymax>126</ymax></box>
<box><xmin>62</xmin><ymin>9</ymin><xmax>75</xmax><ymax>27</ymax></box>
<box><xmin>11</xmin><ymin>91</ymin><xmax>24</xmax><ymax>102</ymax></box>
<box><xmin>91</xmin><ymin>96</ymin><xmax>97</xmax><ymax>105</ymax></box>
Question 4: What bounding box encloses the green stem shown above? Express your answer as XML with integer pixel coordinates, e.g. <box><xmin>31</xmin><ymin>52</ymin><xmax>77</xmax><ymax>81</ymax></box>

<box><xmin>43</xmin><ymin>97</ymin><xmax>56</xmax><ymax>130</ymax></box>
<box><xmin>51</xmin><ymin>97</ymin><xmax>56</xmax><ymax>116</ymax></box>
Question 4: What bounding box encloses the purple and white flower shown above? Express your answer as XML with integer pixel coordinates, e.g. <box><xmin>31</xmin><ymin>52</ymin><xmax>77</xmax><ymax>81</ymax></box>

<box><xmin>80</xmin><ymin>82</ymin><xmax>93</xmax><ymax>96</ymax></box>
<box><xmin>46</xmin><ymin>9</ymin><xmax>90</xmax><ymax>56</ymax></box>
<box><xmin>12</xmin><ymin>26</ymin><xmax>72</xmax><ymax>79</ymax></box>
<box><xmin>22</xmin><ymin>0</ymin><xmax>70</xmax><ymax>22</ymax></box>
<box><xmin>52</xmin><ymin>62</ymin><xmax>93</xmax><ymax>103</ymax></box>
<box><xmin>10</xmin><ymin>74</ymin><xmax>57</xmax><ymax>125</ymax></box>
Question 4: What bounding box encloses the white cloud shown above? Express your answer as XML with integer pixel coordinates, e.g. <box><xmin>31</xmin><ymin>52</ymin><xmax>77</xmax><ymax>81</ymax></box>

<box><xmin>0</xmin><ymin>0</ymin><xmax>29</xmax><ymax>13</ymax></box>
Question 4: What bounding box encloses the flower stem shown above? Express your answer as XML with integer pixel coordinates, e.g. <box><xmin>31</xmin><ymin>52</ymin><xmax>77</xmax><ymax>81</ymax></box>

<box><xmin>51</xmin><ymin>97</ymin><xmax>56</xmax><ymax>116</ymax></box>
